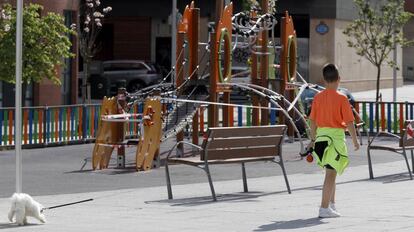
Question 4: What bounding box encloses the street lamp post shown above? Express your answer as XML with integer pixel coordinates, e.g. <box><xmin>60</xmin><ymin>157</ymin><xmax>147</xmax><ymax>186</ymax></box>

<box><xmin>15</xmin><ymin>0</ymin><xmax>23</xmax><ymax>193</ymax></box>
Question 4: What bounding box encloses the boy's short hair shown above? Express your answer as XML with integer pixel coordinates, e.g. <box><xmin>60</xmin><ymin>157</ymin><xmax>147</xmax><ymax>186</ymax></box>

<box><xmin>322</xmin><ymin>63</ymin><xmax>339</xmax><ymax>83</ymax></box>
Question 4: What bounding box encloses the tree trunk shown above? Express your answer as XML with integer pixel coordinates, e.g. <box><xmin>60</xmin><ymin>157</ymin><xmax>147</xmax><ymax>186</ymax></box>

<box><xmin>375</xmin><ymin>66</ymin><xmax>381</xmax><ymax>132</ymax></box>
<box><xmin>82</xmin><ymin>60</ymin><xmax>90</xmax><ymax>104</ymax></box>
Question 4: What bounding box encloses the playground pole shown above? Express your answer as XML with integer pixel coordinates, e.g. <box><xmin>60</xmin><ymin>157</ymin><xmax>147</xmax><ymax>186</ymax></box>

<box><xmin>260</xmin><ymin>0</ymin><xmax>269</xmax><ymax>125</ymax></box>
<box><xmin>15</xmin><ymin>0</ymin><xmax>23</xmax><ymax>193</ymax></box>
<box><xmin>171</xmin><ymin>0</ymin><xmax>177</xmax><ymax>86</ymax></box>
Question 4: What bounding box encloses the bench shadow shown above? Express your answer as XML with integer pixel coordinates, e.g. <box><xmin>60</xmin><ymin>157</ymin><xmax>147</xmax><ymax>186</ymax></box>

<box><xmin>147</xmin><ymin>173</ymin><xmax>412</xmax><ymax>206</ymax></box>
<box><xmin>0</xmin><ymin>222</ymin><xmax>42</xmax><ymax>230</ymax></box>
<box><xmin>254</xmin><ymin>218</ymin><xmax>326</xmax><ymax>231</ymax></box>
<box><xmin>146</xmin><ymin>191</ymin><xmax>266</xmax><ymax>206</ymax></box>
<box><xmin>369</xmin><ymin>172</ymin><xmax>413</xmax><ymax>184</ymax></box>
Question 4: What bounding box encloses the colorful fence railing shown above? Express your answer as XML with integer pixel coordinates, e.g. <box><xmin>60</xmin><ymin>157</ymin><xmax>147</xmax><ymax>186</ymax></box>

<box><xmin>353</xmin><ymin>101</ymin><xmax>414</xmax><ymax>134</ymax></box>
<box><xmin>1</xmin><ymin>100</ymin><xmax>413</xmax><ymax>148</ymax></box>
<box><xmin>0</xmin><ymin>104</ymin><xmax>141</xmax><ymax>148</ymax></box>
<box><xmin>195</xmin><ymin>101</ymin><xmax>414</xmax><ymax>135</ymax></box>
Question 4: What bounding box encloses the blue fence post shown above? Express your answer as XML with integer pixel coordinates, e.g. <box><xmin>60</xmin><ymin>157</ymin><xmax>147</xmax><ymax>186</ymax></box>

<box><xmin>45</xmin><ymin>107</ymin><xmax>49</xmax><ymax>145</ymax></box>
<box><xmin>270</xmin><ymin>103</ymin><xmax>276</xmax><ymax>125</ymax></box>
<box><xmin>405</xmin><ymin>102</ymin><xmax>409</xmax><ymax>121</ymax></box>
<box><xmin>29</xmin><ymin>109</ymin><xmax>33</xmax><ymax>145</ymax></box>
<box><xmin>411</xmin><ymin>103</ymin><xmax>414</xmax><ymax>120</ymax></box>
<box><xmin>369</xmin><ymin>102</ymin><xmax>374</xmax><ymax>133</ymax></box>
<box><xmin>238</xmin><ymin>106</ymin><xmax>243</xmax><ymax>127</ymax></box>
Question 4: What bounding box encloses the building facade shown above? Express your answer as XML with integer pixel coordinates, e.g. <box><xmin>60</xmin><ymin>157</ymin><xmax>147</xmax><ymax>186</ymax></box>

<box><xmin>97</xmin><ymin>0</ymin><xmax>409</xmax><ymax>93</ymax></box>
<box><xmin>0</xmin><ymin>0</ymin><xmax>78</xmax><ymax>107</ymax></box>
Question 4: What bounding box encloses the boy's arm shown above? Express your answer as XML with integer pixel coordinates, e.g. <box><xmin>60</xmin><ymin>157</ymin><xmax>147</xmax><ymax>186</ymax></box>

<box><xmin>346</xmin><ymin>122</ymin><xmax>360</xmax><ymax>151</ymax></box>
<box><xmin>308</xmin><ymin>119</ymin><xmax>317</xmax><ymax>149</ymax></box>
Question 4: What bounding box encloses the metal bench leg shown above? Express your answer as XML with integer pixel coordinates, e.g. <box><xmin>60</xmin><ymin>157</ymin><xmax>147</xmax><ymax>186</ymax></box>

<box><xmin>204</xmin><ymin>164</ymin><xmax>217</xmax><ymax>201</ymax></box>
<box><xmin>367</xmin><ymin>148</ymin><xmax>374</xmax><ymax>179</ymax></box>
<box><xmin>279</xmin><ymin>159</ymin><xmax>291</xmax><ymax>194</ymax></box>
<box><xmin>402</xmin><ymin>151</ymin><xmax>413</xmax><ymax>180</ymax></box>
<box><xmin>241</xmin><ymin>163</ymin><xmax>248</xmax><ymax>193</ymax></box>
<box><xmin>411</xmin><ymin>150</ymin><xmax>414</xmax><ymax>174</ymax></box>
<box><xmin>165</xmin><ymin>162</ymin><xmax>173</xmax><ymax>199</ymax></box>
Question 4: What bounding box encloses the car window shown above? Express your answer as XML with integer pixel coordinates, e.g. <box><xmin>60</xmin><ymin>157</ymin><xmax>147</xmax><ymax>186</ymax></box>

<box><xmin>103</xmin><ymin>62</ymin><xmax>150</xmax><ymax>71</ymax></box>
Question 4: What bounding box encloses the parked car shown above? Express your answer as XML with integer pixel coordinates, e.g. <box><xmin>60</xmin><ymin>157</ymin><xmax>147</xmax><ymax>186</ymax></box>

<box><xmin>89</xmin><ymin>60</ymin><xmax>162</xmax><ymax>99</ymax></box>
<box><xmin>300</xmin><ymin>84</ymin><xmax>355</xmax><ymax>116</ymax></box>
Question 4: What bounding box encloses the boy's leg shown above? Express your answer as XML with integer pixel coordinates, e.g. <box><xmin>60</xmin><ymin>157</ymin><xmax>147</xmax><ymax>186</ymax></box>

<box><xmin>321</xmin><ymin>168</ymin><xmax>337</xmax><ymax>208</ymax></box>
<box><xmin>330</xmin><ymin>183</ymin><xmax>336</xmax><ymax>204</ymax></box>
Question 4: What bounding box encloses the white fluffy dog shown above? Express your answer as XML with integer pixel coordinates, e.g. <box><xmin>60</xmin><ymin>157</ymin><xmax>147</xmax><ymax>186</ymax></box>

<box><xmin>8</xmin><ymin>193</ymin><xmax>46</xmax><ymax>226</ymax></box>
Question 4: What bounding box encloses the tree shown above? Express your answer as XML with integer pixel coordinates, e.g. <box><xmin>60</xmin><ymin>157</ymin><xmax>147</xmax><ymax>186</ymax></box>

<box><xmin>77</xmin><ymin>0</ymin><xmax>112</xmax><ymax>103</ymax></box>
<box><xmin>343</xmin><ymin>0</ymin><xmax>413</xmax><ymax>129</ymax></box>
<box><xmin>0</xmin><ymin>3</ymin><xmax>74</xmax><ymax>84</ymax></box>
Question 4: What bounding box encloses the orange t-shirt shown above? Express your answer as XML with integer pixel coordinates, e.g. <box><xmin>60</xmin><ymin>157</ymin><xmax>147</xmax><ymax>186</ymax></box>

<box><xmin>309</xmin><ymin>89</ymin><xmax>355</xmax><ymax>128</ymax></box>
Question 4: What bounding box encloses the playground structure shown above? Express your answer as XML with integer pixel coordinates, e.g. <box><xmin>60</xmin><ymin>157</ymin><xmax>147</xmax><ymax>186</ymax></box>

<box><xmin>91</xmin><ymin>1</ymin><xmax>364</xmax><ymax>171</ymax></box>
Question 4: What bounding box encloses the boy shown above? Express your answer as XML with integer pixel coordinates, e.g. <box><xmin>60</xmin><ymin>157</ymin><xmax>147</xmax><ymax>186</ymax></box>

<box><xmin>308</xmin><ymin>63</ymin><xmax>360</xmax><ymax>218</ymax></box>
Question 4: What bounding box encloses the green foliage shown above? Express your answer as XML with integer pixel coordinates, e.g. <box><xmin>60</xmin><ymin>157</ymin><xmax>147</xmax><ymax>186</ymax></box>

<box><xmin>242</xmin><ymin>0</ymin><xmax>277</xmax><ymax>14</ymax></box>
<box><xmin>0</xmin><ymin>4</ymin><xmax>74</xmax><ymax>84</ymax></box>
<box><xmin>343</xmin><ymin>0</ymin><xmax>413</xmax><ymax>68</ymax></box>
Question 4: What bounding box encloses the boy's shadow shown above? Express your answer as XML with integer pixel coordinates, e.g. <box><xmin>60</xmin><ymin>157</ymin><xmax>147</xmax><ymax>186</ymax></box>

<box><xmin>255</xmin><ymin>217</ymin><xmax>326</xmax><ymax>231</ymax></box>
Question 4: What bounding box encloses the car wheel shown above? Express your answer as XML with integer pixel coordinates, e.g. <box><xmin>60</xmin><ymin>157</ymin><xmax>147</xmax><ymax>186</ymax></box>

<box><xmin>127</xmin><ymin>82</ymin><xmax>144</xmax><ymax>93</ymax></box>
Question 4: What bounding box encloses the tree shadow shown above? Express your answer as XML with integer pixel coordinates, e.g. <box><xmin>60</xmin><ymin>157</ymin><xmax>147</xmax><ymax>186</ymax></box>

<box><xmin>254</xmin><ymin>217</ymin><xmax>326</xmax><ymax>231</ymax></box>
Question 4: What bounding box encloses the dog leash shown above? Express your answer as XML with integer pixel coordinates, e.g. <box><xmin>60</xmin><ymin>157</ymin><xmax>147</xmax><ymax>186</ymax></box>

<box><xmin>41</xmin><ymin>198</ymin><xmax>94</xmax><ymax>213</ymax></box>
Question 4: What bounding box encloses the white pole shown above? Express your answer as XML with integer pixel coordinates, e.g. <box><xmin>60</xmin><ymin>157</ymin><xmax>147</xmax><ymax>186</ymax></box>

<box><xmin>393</xmin><ymin>35</ymin><xmax>397</xmax><ymax>102</ymax></box>
<box><xmin>171</xmin><ymin>0</ymin><xmax>177</xmax><ymax>87</ymax></box>
<box><xmin>15</xmin><ymin>0</ymin><xmax>23</xmax><ymax>193</ymax></box>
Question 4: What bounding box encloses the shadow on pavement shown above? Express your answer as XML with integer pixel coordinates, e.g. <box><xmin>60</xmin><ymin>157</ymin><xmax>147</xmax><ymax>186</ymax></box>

<box><xmin>146</xmin><ymin>192</ymin><xmax>267</xmax><ymax>206</ymax></box>
<box><xmin>146</xmin><ymin>173</ymin><xmax>411</xmax><ymax>206</ymax></box>
<box><xmin>0</xmin><ymin>222</ymin><xmax>42</xmax><ymax>230</ymax></box>
<box><xmin>254</xmin><ymin>218</ymin><xmax>326</xmax><ymax>231</ymax></box>
<box><xmin>368</xmin><ymin>172</ymin><xmax>412</xmax><ymax>184</ymax></box>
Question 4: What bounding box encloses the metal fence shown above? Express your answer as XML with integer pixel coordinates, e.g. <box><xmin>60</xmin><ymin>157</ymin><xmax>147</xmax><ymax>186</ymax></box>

<box><xmin>0</xmin><ymin>104</ymin><xmax>141</xmax><ymax>148</ymax></box>
<box><xmin>1</xmin><ymin>100</ymin><xmax>413</xmax><ymax>149</ymax></box>
<box><xmin>354</xmin><ymin>101</ymin><xmax>414</xmax><ymax>134</ymax></box>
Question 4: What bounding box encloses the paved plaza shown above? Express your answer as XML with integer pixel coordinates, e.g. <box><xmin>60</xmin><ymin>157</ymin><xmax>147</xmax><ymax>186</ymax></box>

<box><xmin>0</xmin><ymin>84</ymin><xmax>413</xmax><ymax>231</ymax></box>
<box><xmin>0</xmin><ymin>137</ymin><xmax>413</xmax><ymax>231</ymax></box>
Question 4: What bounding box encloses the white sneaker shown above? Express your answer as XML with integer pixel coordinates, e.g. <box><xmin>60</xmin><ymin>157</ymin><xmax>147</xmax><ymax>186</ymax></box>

<box><xmin>329</xmin><ymin>202</ymin><xmax>336</xmax><ymax>211</ymax></box>
<box><xmin>319</xmin><ymin>207</ymin><xmax>341</xmax><ymax>218</ymax></box>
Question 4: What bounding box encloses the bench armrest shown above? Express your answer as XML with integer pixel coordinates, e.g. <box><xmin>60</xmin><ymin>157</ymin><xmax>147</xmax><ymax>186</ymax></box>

<box><xmin>166</xmin><ymin>141</ymin><xmax>204</xmax><ymax>159</ymax></box>
<box><xmin>368</xmin><ymin>131</ymin><xmax>401</xmax><ymax>147</ymax></box>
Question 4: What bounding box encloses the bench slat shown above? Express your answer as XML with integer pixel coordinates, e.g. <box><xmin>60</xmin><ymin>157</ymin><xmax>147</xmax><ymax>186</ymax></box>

<box><xmin>209</xmin><ymin>125</ymin><xmax>286</xmax><ymax>138</ymax></box>
<box><xmin>203</xmin><ymin>146</ymin><xmax>278</xmax><ymax>160</ymax></box>
<box><xmin>207</xmin><ymin>135</ymin><xmax>282</xmax><ymax>149</ymax></box>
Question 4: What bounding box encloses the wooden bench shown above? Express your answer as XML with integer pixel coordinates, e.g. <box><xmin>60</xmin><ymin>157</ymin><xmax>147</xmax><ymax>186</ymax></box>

<box><xmin>165</xmin><ymin>125</ymin><xmax>291</xmax><ymax>201</ymax></box>
<box><xmin>367</xmin><ymin>120</ymin><xmax>414</xmax><ymax>180</ymax></box>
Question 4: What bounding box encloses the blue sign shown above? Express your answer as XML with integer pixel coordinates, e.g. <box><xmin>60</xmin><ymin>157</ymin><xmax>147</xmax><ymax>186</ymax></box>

<box><xmin>316</xmin><ymin>22</ymin><xmax>329</xmax><ymax>35</ymax></box>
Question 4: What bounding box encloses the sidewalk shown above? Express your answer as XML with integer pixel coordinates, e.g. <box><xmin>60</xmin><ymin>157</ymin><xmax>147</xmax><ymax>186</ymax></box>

<box><xmin>352</xmin><ymin>81</ymin><xmax>414</xmax><ymax>102</ymax></box>
<box><xmin>1</xmin><ymin>159</ymin><xmax>413</xmax><ymax>231</ymax></box>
